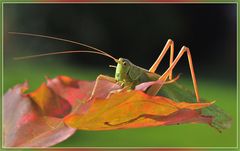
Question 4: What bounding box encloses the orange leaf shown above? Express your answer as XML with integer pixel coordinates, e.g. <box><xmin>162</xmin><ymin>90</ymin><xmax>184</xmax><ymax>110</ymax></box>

<box><xmin>64</xmin><ymin>90</ymin><xmax>213</xmax><ymax>130</ymax></box>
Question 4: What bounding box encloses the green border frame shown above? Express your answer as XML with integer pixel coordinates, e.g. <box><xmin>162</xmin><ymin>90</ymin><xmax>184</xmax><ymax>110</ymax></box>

<box><xmin>0</xmin><ymin>1</ymin><xmax>238</xmax><ymax>150</ymax></box>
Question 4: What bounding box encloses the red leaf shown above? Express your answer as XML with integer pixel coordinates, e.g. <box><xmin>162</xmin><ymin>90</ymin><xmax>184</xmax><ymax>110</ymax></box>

<box><xmin>3</xmin><ymin>83</ymin><xmax>76</xmax><ymax>147</ymax></box>
<box><xmin>46</xmin><ymin>76</ymin><xmax>121</xmax><ymax>114</ymax></box>
<box><xmin>28</xmin><ymin>82</ymin><xmax>72</xmax><ymax>118</ymax></box>
<box><xmin>46</xmin><ymin>76</ymin><xmax>95</xmax><ymax>106</ymax></box>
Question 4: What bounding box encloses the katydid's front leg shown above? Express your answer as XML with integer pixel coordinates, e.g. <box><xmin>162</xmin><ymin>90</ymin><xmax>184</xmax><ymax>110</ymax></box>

<box><xmin>88</xmin><ymin>74</ymin><xmax>117</xmax><ymax>100</ymax></box>
<box><xmin>88</xmin><ymin>75</ymin><xmax>133</xmax><ymax>100</ymax></box>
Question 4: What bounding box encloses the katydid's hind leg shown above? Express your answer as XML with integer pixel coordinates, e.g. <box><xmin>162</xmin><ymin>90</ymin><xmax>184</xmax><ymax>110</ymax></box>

<box><xmin>88</xmin><ymin>74</ymin><xmax>117</xmax><ymax>100</ymax></box>
<box><xmin>147</xmin><ymin>46</ymin><xmax>200</xmax><ymax>103</ymax></box>
<box><xmin>149</xmin><ymin>39</ymin><xmax>174</xmax><ymax>80</ymax></box>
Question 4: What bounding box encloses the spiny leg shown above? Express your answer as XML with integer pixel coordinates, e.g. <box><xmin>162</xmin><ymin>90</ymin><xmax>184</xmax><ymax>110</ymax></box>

<box><xmin>149</xmin><ymin>39</ymin><xmax>174</xmax><ymax>80</ymax></box>
<box><xmin>147</xmin><ymin>46</ymin><xmax>200</xmax><ymax>103</ymax></box>
<box><xmin>88</xmin><ymin>74</ymin><xmax>117</xmax><ymax>100</ymax></box>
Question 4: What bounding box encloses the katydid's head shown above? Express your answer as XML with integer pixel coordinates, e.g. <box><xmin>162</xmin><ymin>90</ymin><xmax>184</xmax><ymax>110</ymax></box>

<box><xmin>115</xmin><ymin>58</ymin><xmax>132</xmax><ymax>81</ymax></box>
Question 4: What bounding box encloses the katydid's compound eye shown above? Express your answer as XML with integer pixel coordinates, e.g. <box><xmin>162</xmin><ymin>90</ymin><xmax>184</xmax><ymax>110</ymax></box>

<box><xmin>123</xmin><ymin>61</ymin><xmax>127</xmax><ymax>66</ymax></box>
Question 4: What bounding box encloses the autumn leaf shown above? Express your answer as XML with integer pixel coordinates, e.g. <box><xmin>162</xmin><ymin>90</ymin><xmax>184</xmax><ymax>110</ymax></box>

<box><xmin>3</xmin><ymin>83</ymin><xmax>76</xmax><ymax>147</ymax></box>
<box><xmin>45</xmin><ymin>76</ymin><xmax>121</xmax><ymax>114</ymax></box>
<box><xmin>28</xmin><ymin>82</ymin><xmax>72</xmax><ymax>118</ymax></box>
<box><xmin>26</xmin><ymin>75</ymin><xmax>121</xmax><ymax>117</ymax></box>
<box><xmin>64</xmin><ymin>90</ymin><xmax>214</xmax><ymax>130</ymax></box>
<box><xmin>3</xmin><ymin>75</ymin><xmax>231</xmax><ymax>147</ymax></box>
<box><xmin>41</xmin><ymin>76</ymin><xmax>215</xmax><ymax>131</ymax></box>
<box><xmin>3</xmin><ymin>75</ymin><xmax>121</xmax><ymax>147</ymax></box>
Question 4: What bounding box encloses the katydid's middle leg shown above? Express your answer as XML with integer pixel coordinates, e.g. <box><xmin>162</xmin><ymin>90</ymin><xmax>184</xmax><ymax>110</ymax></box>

<box><xmin>147</xmin><ymin>46</ymin><xmax>200</xmax><ymax>103</ymax></box>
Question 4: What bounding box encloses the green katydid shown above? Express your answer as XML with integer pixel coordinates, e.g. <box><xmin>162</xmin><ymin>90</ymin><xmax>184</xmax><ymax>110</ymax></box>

<box><xmin>9</xmin><ymin>32</ymin><xmax>200</xmax><ymax>103</ymax></box>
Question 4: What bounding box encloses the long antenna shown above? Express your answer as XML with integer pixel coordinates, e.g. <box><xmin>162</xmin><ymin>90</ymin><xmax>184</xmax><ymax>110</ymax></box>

<box><xmin>8</xmin><ymin>32</ymin><xmax>116</xmax><ymax>61</ymax></box>
<box><xmin>14</xmin><ymin>50</ymin><xmax>118</xmax><ymax>62</ymax></box>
